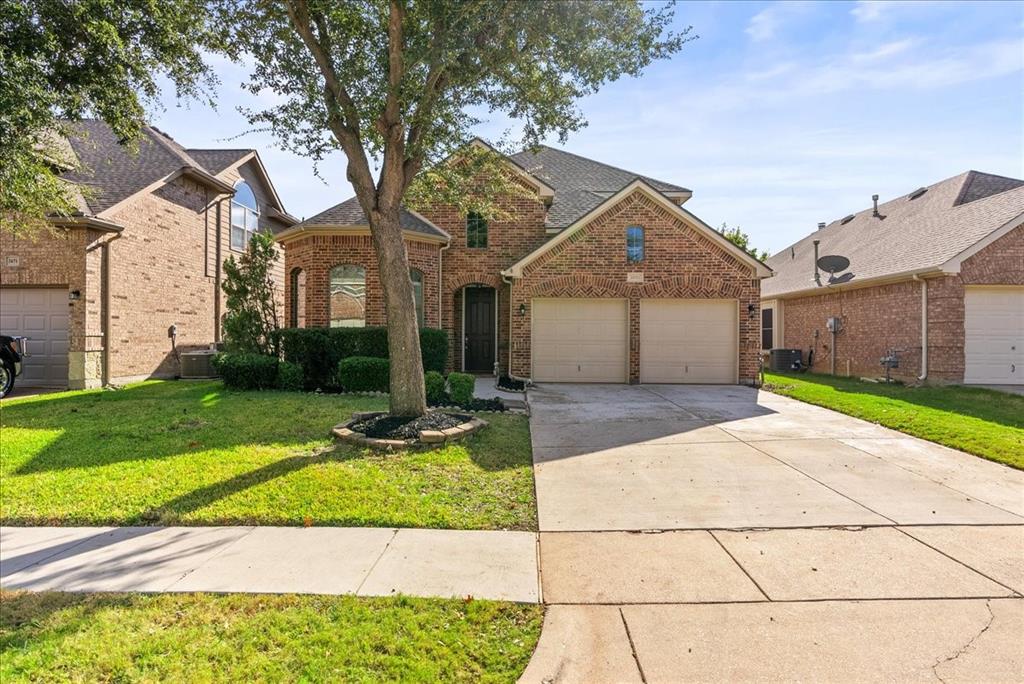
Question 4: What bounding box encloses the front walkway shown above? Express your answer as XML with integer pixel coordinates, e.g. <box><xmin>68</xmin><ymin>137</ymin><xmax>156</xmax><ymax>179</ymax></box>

<box><xmin>1</xmin><ymin>526</ymin><xmax>540</xmax><ymax>603</ymax></box>
<box><xmin>521</xmin><ymin>383</ymin><xmax>1024</xmax><ymax>683</ymax></box>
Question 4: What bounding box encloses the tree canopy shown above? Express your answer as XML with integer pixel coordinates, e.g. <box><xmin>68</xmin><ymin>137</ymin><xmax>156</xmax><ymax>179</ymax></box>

<box><xmin>0</xmin><ymin>0</ymin><xmax>226</xmax><ymax>235</ymax></box>
<box><xmin>719</xmin><ymin>223</ymin><xmax>769</xmax><ymax>262</ymax></box>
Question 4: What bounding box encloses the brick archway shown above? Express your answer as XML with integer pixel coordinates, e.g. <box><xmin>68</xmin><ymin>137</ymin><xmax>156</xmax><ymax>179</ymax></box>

<box><xmin>526</xmin><ymin>274</ymin><xmax>628</xmax><ymax>298</ymax></box>
<box><xmin>447</xmin><ymin>271</ymin><xmax>504</xmax><ymax>292</ymax></box>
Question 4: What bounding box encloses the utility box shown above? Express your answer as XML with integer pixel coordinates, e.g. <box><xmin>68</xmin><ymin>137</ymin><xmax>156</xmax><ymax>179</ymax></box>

<box><xmin>180</xmin><ymin>350</ymin><xmax>219</xmax><ymax>379</ymax></box>
<box><xmin>769</xmin><ymin>348</ymin><xmax>802</xmax><ymax>372</ymax></box>
<box><xmin>826</xmin><ymin>317</ymin><xmax>842</xmax><ymax>332</ymax></box>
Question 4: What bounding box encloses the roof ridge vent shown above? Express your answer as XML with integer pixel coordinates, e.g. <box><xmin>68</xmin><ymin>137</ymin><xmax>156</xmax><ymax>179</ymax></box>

<box><xmin>908</xmin><ymin>187</ymin><xmax>927</xmax><ymax>200</ymax></box>
<box><xmin>840</xmin><ymin>214</ymin><xmax>856</xmax><ymax>225</ymax></box>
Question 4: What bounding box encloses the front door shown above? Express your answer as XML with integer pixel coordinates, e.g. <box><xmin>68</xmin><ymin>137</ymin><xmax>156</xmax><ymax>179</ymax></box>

<box><xmin>464</xmin><ymin>287</ymin><xmax>496</xmax><ymax>372</ymax></box>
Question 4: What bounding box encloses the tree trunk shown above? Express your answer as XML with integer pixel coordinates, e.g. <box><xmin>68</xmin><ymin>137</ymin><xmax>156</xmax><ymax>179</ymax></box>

<box><xmin>369</xmin><ymin>207</ymin><xmax>427</xmax><ymax>417</ymax></box>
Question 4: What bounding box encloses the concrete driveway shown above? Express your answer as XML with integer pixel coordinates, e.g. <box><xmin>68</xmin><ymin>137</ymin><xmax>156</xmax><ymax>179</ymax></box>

<box><xmin>522</xmin><ymin>383</ymin><xmax>1024</xmax><ymax>683</ymax></box>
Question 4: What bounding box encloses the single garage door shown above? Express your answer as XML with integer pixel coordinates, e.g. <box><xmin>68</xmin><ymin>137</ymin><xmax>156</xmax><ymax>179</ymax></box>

<box><xmin>640</xmin><ymin>299</ymin><xmax>738</xmax><ymax>384</ymax></box>
<box><xmin>0</xmin><ymin>288</ymin><xmax>70</xmax><ymax>387</ymax></box>
<box><xmin>532</xmin><ymin>298</ymin><xmax>627</xmax><ymax>382</ymax></box>
<box><xmin>964</xmin><ymin>286</ymin><xmax>1023</xmax><ymax>384</ymax></box>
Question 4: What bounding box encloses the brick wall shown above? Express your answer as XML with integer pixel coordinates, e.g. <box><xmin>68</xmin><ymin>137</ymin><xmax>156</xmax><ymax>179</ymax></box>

<box><xmin>419</xmin><ymin>181</ymin><xmax>547</xmax><ymax>373</ymax></box>
<box><xmin>282</xmin><ymin>232</ymin><xmax>441</xmax><ymax>330</ymax></box>
<box><xmin>509</xmin><ymin>189</ymin><xmax>761</xmax><ymax>383</ymax></box>
<box><xmin>779</xmin><ymin>225</ymin><xmax>1022</xmax><ymax>383</ymax></box>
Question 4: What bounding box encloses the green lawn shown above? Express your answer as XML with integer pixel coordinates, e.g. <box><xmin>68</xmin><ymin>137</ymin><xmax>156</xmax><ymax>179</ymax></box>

<box><xmin>0</xmin><ymin>381</ymin><xmax>536</xmax><ymax>530</ymax></box>
<box><xmin>0</xmin><ymin>591</ymin><xmax>543</xmax><ymax>683</ymax></box>
<box><xmin>764</xmin><ymin>372</ymin><xmax>1024</xmax><ymax>469</ymax></box>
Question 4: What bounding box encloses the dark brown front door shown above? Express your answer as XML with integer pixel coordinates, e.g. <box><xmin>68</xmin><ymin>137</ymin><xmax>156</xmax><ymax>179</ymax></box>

<box><xmin>464</xmin><ymin>287</ymin><xmax>496</xmax><ymax>372</ymax></box>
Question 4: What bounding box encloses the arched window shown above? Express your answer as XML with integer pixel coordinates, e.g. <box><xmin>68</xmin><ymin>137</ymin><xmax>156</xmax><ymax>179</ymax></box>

<box><xmin>410</xmin><ymin>269</ymin><xmax>425</xmax><ymax>328</ymax></box>
<box><xmin>231</xmin><ymin>181</ymin><xmax>260</xmax><ymax>251</ymax></box>
<box><xmin>329</xmin><ymin>265</ymin><xmax>366</xmax><ymax>327</ymax></box>
<box><xmin>289</xmin><ymin>268</ymin><xmax>306</xmax><ymax>328</ymax></box>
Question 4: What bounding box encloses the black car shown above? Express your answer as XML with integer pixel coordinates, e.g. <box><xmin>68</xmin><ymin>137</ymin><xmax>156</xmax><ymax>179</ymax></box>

<box><xmin>0</xmin><ymin>335</ymin><xmax>27</xmax><ymax>398</ymax></box>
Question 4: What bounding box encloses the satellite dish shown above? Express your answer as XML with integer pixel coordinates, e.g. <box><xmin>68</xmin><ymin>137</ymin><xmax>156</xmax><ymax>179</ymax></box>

<box><xmin>828</xmin><ymin>272</ymin><xmax>855</xmax><ymax>285</ymax></box>
<box><xmin>817</xmin><ymin>254</ymin><xmax>850</xmax><ymax>275</ymax></box>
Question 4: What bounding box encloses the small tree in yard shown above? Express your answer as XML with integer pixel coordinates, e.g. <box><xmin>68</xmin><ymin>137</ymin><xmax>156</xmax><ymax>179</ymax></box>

<box><xmin>221</xmin><ymin>0</ymin><xmax>692</xmax><ymax>416</ymax></box>
<box><xmin>221</xmin><ymin>233</ymin><xmax>280</xmax><ymax>357</ymax></box>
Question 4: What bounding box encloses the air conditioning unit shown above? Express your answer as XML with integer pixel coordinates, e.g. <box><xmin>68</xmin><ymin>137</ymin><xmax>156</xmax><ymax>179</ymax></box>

<box><xmin>769</xmin><ymin>349</ymin><xmax>802</xmax><ymax>372</ymax></box>
<box><xmin>180</xmin><ymin>350</ymin><xmax>219</xmax><ymax>379</ymax></box>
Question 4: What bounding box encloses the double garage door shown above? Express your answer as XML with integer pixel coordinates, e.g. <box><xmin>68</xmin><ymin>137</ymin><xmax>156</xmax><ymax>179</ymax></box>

<box><xmin>531</xmin><ymin>298</ymin><xmax>737</xmax><ymax>383</ymax></box>
<box><xmin>964</xmin><ymin>286</ymin><xmax>1023</xmax><ymax>384</ymax></box>
<box><xmin>0</xmin><ymin>288</ymin><xmax>70</xmax><ymax>387</ymax></box>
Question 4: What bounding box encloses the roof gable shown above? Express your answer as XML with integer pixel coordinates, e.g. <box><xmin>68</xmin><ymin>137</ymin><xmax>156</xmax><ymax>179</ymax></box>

<box><xmin>286</xmin><ymin>196</ymin><xmax>448</xmax><ymax>241</ymax></box>
<box><xmin>763</xmin><ymin>170</ymin><xmax>1024</xmax><ymax>298</ymax></box>
<box><xmin>503</xmin><ymin>179</ymin><xmax>771</xmax><ymax>278</ymax></box>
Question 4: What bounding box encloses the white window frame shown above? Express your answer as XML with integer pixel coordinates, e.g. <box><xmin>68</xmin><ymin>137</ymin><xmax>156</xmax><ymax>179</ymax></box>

<box><xmin>230</xmin><ymin>181</ymin><xmax>260</xmax><ymax>252</ymax></box>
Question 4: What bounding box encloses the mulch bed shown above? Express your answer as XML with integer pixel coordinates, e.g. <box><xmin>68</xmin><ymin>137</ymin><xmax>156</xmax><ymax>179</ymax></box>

<box><xmin>350</xmin><ymin>411</ymin><xmax>470</xmax><ymax>440</ymax></box>
<box><xmin>497</xmin><ymin>376</ymin><xmax>526</xmax><ymax>392</ymax></box>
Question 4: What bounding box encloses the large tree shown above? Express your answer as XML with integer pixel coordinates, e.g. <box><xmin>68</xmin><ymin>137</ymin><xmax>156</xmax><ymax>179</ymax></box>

<box><xmin>0</xmin><ymin>0</ymin><xmax>226</xmax><ymax>236</ymax></box>
<box><xmin>226</xmin><ymin>0</ymin><xmax>691</xmax><ymax>416</ymax></box>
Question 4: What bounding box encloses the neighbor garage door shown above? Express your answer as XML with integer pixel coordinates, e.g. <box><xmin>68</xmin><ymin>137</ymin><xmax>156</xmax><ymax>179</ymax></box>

<box><xmin>964</xmin><ymin>286</ymin><xmax>1023</xmax><ymax>384</ymax></box>
<box><xmin>532</xmin><ymin>298</ymin><xmax>627</xmax><ymax>382</ymax></box>
<box><xmin>640</xmin><ymin>299</ymin><xmax>738</xmax><ymax>383</ymax></box>
<box><xmin>0</xmin><ymin>288</ymin><xmax>70</xmax><ymax>387</ymax></box>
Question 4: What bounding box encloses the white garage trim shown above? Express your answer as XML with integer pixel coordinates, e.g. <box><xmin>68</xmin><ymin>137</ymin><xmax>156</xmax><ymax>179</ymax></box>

<box><xmin>964</xmin><ymin>285</ymin><xmax>1023</xmax><ymax>385</ymax></box>
<box><xmin>531</xmin><ymin>298</ymin><xmax>628</xmax><ymax>382</ymax></box>
<box><xmin>639</xmin><ymin>299</ymin><xmax>739</xmax><ymax>384</ymax></box>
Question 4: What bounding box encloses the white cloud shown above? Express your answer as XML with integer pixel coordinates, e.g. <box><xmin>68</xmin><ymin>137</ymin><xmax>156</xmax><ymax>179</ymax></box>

<box><xmin>745</xmin><ymin>2</ymin><xmax>809</xmax><ymax>42</ymax></box>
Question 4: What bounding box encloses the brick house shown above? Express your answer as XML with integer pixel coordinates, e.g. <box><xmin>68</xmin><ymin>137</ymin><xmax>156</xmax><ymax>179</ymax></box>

<box><xmin>0</xmin><ymin>120</ymin><xmax>296</xmax><ymax>389</ymax></box>
<box><xmin>762</xmin><ymin>171</ymin><xmax>1024</xmax><ymax>385</ymax></box>
<box><xmin>278</xmin><ymin>143</ymin><xmax>772</xmax><ymax>385</ymax></box>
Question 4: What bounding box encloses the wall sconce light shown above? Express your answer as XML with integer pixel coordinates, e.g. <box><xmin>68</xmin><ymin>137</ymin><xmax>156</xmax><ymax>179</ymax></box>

<box><xmin>68</xmin><ymin>290</ymin><xmax>81</xmax><ymax>301</ymax></box>
<box><xmin>747</xmin><ymin>303</ymin><xmax>757</xmax><ymax>319</ymax></box>
<box><xmin>518</xmin><ymin>303</ymin><xmax>527</xmax><ymax>316</ymax></box>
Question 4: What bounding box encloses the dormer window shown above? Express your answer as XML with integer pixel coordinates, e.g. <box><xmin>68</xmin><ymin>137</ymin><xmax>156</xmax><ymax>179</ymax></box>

<box><xmin>626</xmin><ymin>225</ymin><xmax>644</xmax><ymax>262</ymax></box>
<box><xmin>467</xmin><ymin>211</ymin><xmax>488</xmax><ymax>248</ymax></box>
<box><xmin>231</xmin><ymin>181</ymin><xmax>260</xmax><ymax>251</ymax></box>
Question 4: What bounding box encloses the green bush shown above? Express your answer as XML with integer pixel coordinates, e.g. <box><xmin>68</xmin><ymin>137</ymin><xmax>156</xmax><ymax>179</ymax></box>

<box><xmin>276</xmin><ymin>327</ymin><xmax>448</xmax><ymax>389</ymax></box>
<box><xmin>277</xmin><ymin>361</ymin><xmax>305</xmax><ymax>392</ymax></box>
<box><xmin>212</xmin><ymin>353</ymin><xmax>279</xmax><ymax>390</ymax></box>
<box><xmin>448</xmin><ymin>372</ymin><xmax>475</xmax><ymax>406</ymax></box>
<box><xmin>424</xmin><ymin>370</ymin><xmax>447</xmax><ymax>405</ymax></box>
<box><xmin>337</xmin><ymin>356</ymin><xmax>390</xmax><ymax>393</ymax></box>
<box><xmin>419</xmin><ymin>328</ymin><xmax>448</xmax><ymax>373</ymax></box>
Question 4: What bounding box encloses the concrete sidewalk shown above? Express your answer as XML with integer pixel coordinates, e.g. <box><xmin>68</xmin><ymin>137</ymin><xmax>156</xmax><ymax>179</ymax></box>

<box><xmin>0</xmin><ymin>526</ymin><xmax>540</xmax><ymax>603</ymax></box>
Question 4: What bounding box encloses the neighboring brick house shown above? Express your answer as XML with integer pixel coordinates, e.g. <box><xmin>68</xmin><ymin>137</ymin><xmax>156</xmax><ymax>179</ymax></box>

<box><xmin>0</xmin><ymin>120</ymin><xmax>296</xmax><ymax>388</ymax></box>
<box><xmin>762</xmin><ymin>171</ymin><xmax>1024</xmax><ymax>385</ymax></box>
<box><xmin>278</xmin><ymin>142</ymin><xmax>772</xmax><ymax>385</ymax></box>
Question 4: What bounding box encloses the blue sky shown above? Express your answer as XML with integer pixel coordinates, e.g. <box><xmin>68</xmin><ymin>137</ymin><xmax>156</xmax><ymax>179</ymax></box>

<box><xmin>153</xmin><ymin>0</ymin><xmax>1023</xmax><ymax>255</ymax></box>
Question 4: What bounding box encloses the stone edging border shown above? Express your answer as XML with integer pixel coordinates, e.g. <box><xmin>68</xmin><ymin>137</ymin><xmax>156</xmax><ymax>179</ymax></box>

<box><xmin>332</xmin><ymin>411</ymin><xmax>488</xmax><ymax>451</ymax></box>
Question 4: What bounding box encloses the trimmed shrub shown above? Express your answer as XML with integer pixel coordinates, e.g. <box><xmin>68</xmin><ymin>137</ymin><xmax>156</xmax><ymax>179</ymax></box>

<box><xmin>448</xmin><ymin>372</ymin><xmax>475</xmax><ymax>406</ymax></box>
<box><xmin>419</xmin><ymin>328</ymin><xmax>448</xmax><ymax>373</ymax></box>
<box><xmin>338</xmin><ymin>356</ymin><xmax>390</xmax><ymax>393</ymax></box>
<box><xmin>212</xmin><ymin>353</ymin><xmax>279</xmax><ymax>390</ymax></box>
<box><xmin>276</xmin><ymin>326</ymin><xmax>449</xmax><ymax>389</ymax></box>
<box><xmin>424</xmin><ymin>370</ymin><xmax>447</xmax><ymax>405</ymax></box>
<box><xmin>277</xmin><ymin>361</ymin><xmax>305</xmax><ymax>392</ymax></box>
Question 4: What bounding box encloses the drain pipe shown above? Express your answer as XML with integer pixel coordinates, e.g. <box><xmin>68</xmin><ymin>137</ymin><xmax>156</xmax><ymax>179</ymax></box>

<box><xmin>913</xmin><ymin>274</ymin><xmax>928</xmax><ymax>381</ymax></box>
<box><xmin>438</xmin><ymin>239</ymin><xmax>450</xmax><ymax>329</ymax></box>
<box><xmin>501</xmin><ymin>273</ymin><xmax>531</xmax><ymax>385</ymax></box>
<box><xmin>813</xmin><ymin>239</ymin><xmax>822</xmax><ymax>287</ymax></box>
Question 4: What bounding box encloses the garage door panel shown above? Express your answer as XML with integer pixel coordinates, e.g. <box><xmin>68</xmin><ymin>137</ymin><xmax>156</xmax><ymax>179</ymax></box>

<box><xmin>965</xmin><ymin>287</ymin><xmax>1023</xmax><ymax>384</ymax></box>
<box><xmin>0</xmin><ymin>287</ymin><xmax>70</xmax><ymax>388</ymax></box>
<box><xmin>532</xmin><ymin>298</ymin><xmax>627</xmax><ymax>382</ymax></box>
<box><xmin>640</xmin><ymin>299</ymin><xmax>738</xmax><ymax>384</ymax></box>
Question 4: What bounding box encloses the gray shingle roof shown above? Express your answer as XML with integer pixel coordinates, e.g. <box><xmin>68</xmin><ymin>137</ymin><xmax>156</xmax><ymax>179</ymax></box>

<box><xmin>508</xmin><ymin>145</ymin><xmax>690</xmax><ymax>228</ymax></box>
<box><xmin>763</xmin><ymin>171</ymin><xmax>1024</xmax><ymax>298</ymax></box>
<box><xmin>299</xmin><ymin>197</ymin><xmax>447</xmax><ymax>239</ymax></box>
<box><xmin>187</xmin><ymin>149</ymin><xmax>253</xmax><ymax>175</ymax></box>
<box><xmin>61</xmin><ymin>120</ymin><xmax>194</xmax><ymax>214</ymax></box>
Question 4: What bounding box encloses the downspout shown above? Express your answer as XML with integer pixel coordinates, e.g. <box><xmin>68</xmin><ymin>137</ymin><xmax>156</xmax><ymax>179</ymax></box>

<box><xmin>501</xmin><ymin>273</ymin><xmax>531</xmax><ymax>384</ymax></box>
<box><xmin>913</xmin><ymin>274</ymin><xmax>928</xmax><ymax>381</ymax></box>
<box><xmin>438</xmin><ymin>238</ymin><xmax>450</xmax><ymax>330</ymax></box>
<box><xmin>214</xmin><ymin>197</ymin><xmax>223</xmax><ymax>343</ymax></box>
<box><xmin>86</xmin><ymin>232</ymin><xmax>122</xmax><ymax>387</ymax></box>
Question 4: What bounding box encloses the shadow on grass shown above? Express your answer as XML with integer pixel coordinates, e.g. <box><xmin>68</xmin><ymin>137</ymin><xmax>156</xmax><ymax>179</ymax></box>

<box><xmin>766</xmin><ymin>372</ymin><xmax>1024</xmax><ymax>431</ymax></box>
<box><xmin>3</xmin><ymin>381</ymin><xmax>383</xmax><ymax>475</ymax></box>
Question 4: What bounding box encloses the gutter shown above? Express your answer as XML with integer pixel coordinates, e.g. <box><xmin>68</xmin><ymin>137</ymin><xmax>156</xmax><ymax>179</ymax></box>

<box><xmin>49</xmin><ymin>215</ymin><xmax>125</xmax><ymax>233</ymax></box>
<box><xmin>765</xmin><ymin>265</ymin><xmax>947</xmax><ymax>301</ymax></box>
<box><xmin>913</xmin><ymin>274</ymin><xmax>928</xmax><ymax>381</ymax></box>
